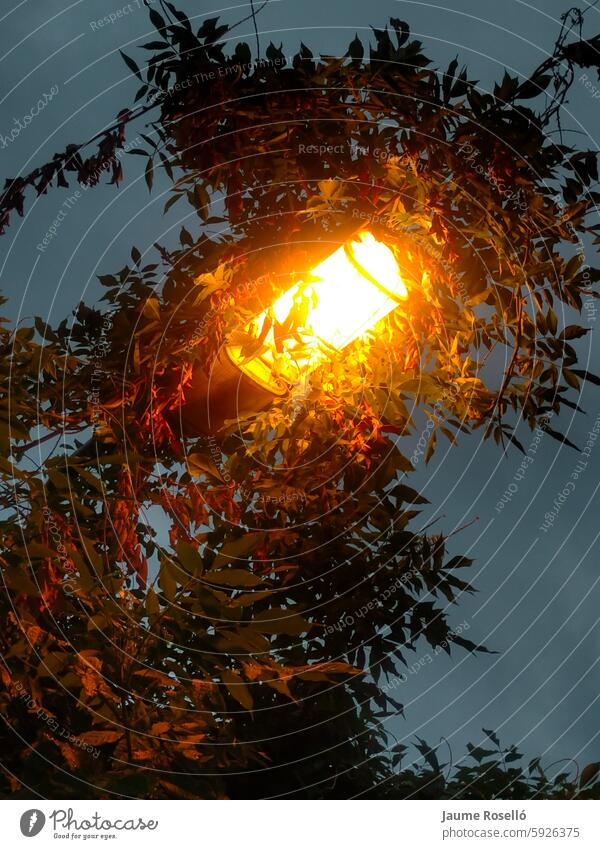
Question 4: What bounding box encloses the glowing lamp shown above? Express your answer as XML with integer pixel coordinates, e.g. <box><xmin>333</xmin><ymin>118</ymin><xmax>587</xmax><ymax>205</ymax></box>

<box><xmin>227</xmin><ymin>231</ymin><xmax>407</xmax><ymax>394</ymax></box>
<box><xmin>177</xmin><ymin>231</ymin><xmax>407</xmax><ymax>435</ymax></box>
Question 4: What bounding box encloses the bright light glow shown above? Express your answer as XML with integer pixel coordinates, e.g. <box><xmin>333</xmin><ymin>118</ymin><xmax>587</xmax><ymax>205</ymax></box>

<box><xmin>227</xmin><ymin>231</ymin><xmax>407</xmax><ymax>394</ymax></box>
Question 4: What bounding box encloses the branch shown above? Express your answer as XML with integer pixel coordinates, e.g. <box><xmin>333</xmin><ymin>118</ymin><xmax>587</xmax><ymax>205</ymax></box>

<box><xmin>250</xmin><ymin>1</ymin><xmax>261</xmax><ymax>60</ymax></box>
<box><xmin>16</xmin><ymin>427</ymin><xmax>85</xmax><ymax>454</ymax></box>
<box><xmin>0</xmin><ymin>101</ymin><xmax>160</xmax><ymax>236</ymax></box>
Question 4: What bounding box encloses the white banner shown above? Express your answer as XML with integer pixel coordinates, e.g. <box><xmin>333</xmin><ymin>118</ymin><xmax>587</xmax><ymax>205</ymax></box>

<box><xmin>0</xmin><ymin>800</ymin><xmax>597</xmax><ymax>847</ymax></box>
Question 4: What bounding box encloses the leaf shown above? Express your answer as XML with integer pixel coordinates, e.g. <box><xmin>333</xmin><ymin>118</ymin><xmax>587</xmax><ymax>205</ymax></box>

<box><xmin>425</xmin><ymin>430</ymin><xmax>437</xmax><ymax>465</ymax></box>
<box><xmin>158</xmin><ymin>561</ymin><xmax>177</xmax><ymax>602</ymax></box>
<box><xmin>5</xmin><ymin>567</ymin><xmax>39</xmax><ymax>596</ymax></box>
<box><xmin>347</xmin><ymin>34</ymin><xmax>364</xmax><ymax>63</ymax></box>
<box><xmin>175</xmin><ymin>542</ymin><xmax>204</xmax><ymax>577</ymax></box>
<box><xmin>452</xmin><ymin>635</ymin><xmax>496</xmax><ymax>654</ymax></box>
<box><xmin>443</xmin><ymin>57</ymin><xmax>458</xmax><ymax>103</ymax></box>
<box><xmin>505</xmin><ymin>431</ymin><xmax>525</xmax><ymax>453</ymax></box>
<box><xmin>141</xmin><ymin>41</ymin><xmax>171</xmax><ymax>50</ymax></box>
<box><xmin>562</xmin><ymin>368</ymin><xmax>581</xmax><ymax>390</ymax></box>
<box><xmin>212</xmin><ymin>534</ymin><xmax>263</xmax><ymax>570</ymax></box>
<box><xmin>203</xmin><ymin>569</ymin><xmax>262</xmax><ymax>588</ymax></box>
<box><xmin>580</xmin><ymin>762</ymin><xmax>600</xmax><ymax>789</ymax></box>
<box><xmin>144</xmin><ymin>157</ymin><xmax>154</xmax><ymax>192</ymax></box>
<box><xmin>78</xmin><ymin>730</ymin><xmax>123</xmax><ymax>746</ymax></box>
<box><xmin>545</xmin><ymin>426</ymin><xmax>579</xmax><ymax>452</ymax></box>
<box><xmin>165</xmin><ymin>2</ymin><xmax>192</xmax><ymax>30</ymax></box>
<box><xmin>149</xmin><ymin>8</ymin><xmax>168</xmax><ymax>34</ymax></box>
<box><xmin>446</xmin><ymin>556</ymin><xmax>474</xmax><ymax>570</ymax></box>
<box><xmin>234</xmin><ymin>42</ymin><xmax>252</xmax><ymax>68</ymax></box>
<box><xmin>180</xmin><ymin>226</ymin><xmax>193</xmax><ymax>247</ymax></box>
<box><xmin>159</xmin><ymin>151</ymin><xmax>173</xmax><ymax>180</ymax></box>
<box><xmin>390</xmin><ymin>18</ymin><xmax>409</xmax><ymax>47</ymax></box>
<box><xmin>265</xmin><ymin>42</ymin><xmax>285</xmax><ymax>64</ymax></box>
<box><xmin>119</xmin><ymin>51</ymin><xmax>142</xmax><ymax>81</ymax></box>
<box><xmin>98</xmin><ymin>274</ymin><xmax>116</xmax><ymax>286</ymax></box>
<box><xmin>572</xmin><ymin>368</ymin><xmax>600</xmax><ymax>387</ymax></box>
<box><xmin>560</xmin><ymin>324</ymin><xmax>589</xmax><ymax>341</ymax></box>
<box><xmin>482</xmin><ymin>728</ymin><xmax>500</xmax><ymax>748</ymax></box>
<box><xmin>146</xmin><ymin>586</ymin><xmax>160</xmax><ymax>619</ymax></box>
<box><xmin>193</xmin><ymin>184</ymin><xmax>210</xmax><ymax>221</ymax></box>
<box><xmin>164</xmin><ymin>192</ymin><xmax>183</xmax><ymax>214</ymax></box>
<box><xmin>250</xmin><ymin>609</ymin><xmax>310</xmax><ymax>636</ymax></box>
<box><xmin>186</xmin><ymin>451</ymin><xmax>224</xmax><ymax>483</ymax></box>
<box><xmin>197</xmin><ymin>16</ymin><xmax>218</xmax><ymax>37</ymax></box>
<box><xmin>221</xmin><ymin>668</ymin><xmax>253</xmax><ymax>710</ymax></box>
<box><xmin>467</xmin><ymin>742</ymin><xmax>495</xmax><ymax>762</ymax></box>
<box><xmin>517</xmin><ymin>73</ymin><xmax>552</xmax><ymax>99</ymax></box>
<box><xmin>392</xmin><ymin>484</ymin><xmax>428</xmax><ymax>505</ymax></box>
<box><xmin>494</xmin><ymin>70</ymin><xmax>519</xmax><ymax>102</ymax></box>
<box><xmin>414</xmin><ymin>737</ymin><xmax>440</xmax><ymax>772</ymax></box>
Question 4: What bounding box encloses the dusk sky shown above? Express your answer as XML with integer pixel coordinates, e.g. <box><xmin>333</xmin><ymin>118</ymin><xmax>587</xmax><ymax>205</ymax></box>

<box><xmin>1</xmin><ymin>0</ymin><xmax>599</xmax><ymax>782</ymax></box>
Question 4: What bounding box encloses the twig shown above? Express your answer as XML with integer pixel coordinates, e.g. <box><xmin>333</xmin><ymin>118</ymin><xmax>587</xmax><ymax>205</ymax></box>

<box><xmin>229</xmin><ymin>0</ymin><xmax>270</xmax><ymax>40</ymax></box>
<box><xmin>17</xmin><ymin>427</ymin><xmax>85</xmax><ymax>454</ymax></box>
<box><xmin>250</xmin><ymin>1</ymin><xmax>261</xmax><ymax>59</ymax></box>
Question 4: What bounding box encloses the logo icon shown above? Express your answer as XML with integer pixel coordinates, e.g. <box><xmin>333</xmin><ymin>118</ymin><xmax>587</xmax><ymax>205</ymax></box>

<box><xmin>19</xmin><ymin>810</ymin><xmax>46</xmax><ymax>837</ymax></box>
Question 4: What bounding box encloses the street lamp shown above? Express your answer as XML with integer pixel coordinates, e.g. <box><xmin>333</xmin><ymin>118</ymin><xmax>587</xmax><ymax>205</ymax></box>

<box><xmin>176</xmin><ymin>230</ymin><xmax>408</xmax><ymax>435</ymax></box>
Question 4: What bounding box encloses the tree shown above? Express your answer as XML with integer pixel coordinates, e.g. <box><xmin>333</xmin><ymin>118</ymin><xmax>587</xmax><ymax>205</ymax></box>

<box><xmin>0</xmin><ymin>3</ymin><xmax>599</xmax><ymax>799</ymax></box>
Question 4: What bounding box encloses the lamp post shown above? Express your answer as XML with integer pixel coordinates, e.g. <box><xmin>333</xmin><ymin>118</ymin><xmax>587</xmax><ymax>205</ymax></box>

<box><xmin>175</xmin><ymin>230</ymin><xmax>408</xmax><ymax>436</ymax></box>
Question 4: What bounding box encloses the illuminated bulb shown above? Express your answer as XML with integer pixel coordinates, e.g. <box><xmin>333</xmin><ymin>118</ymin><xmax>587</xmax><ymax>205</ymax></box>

<box><xmin>226</xmin><ymin>231</ymin><xmax>407</xmax><ymax>394</ymax></box>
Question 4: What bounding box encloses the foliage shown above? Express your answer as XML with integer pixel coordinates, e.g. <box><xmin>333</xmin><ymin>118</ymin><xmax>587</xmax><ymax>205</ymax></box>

<box><xmin>372</xmin><ymin>731</ymin><xmax>600</xmax><ymax>799</ymax></box>
<box><xmin>0</xmin><ymin>2</ymin><xmax>599</xmax><ymax>798</ymax></box>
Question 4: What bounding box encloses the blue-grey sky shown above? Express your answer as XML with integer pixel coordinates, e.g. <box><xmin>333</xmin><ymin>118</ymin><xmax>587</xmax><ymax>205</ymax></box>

<box><xmin>1</xmin><ymin>0</ymin><xmax>599</xmax><ymax>784</ymax></box>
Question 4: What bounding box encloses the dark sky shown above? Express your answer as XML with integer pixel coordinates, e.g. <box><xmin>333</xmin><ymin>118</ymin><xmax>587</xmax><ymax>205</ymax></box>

<box><xmin>1</xmin><ymin>0</ymin><xmax>599</xmax><ymax>780</ymax></box>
